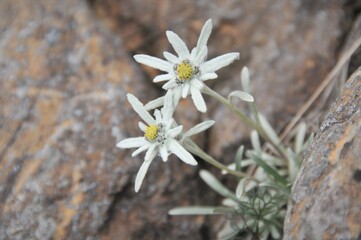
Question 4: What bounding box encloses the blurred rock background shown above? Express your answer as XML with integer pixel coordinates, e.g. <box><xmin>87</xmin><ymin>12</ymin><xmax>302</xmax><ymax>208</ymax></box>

<box><xmin>0</xmin><ymin>0</ymin><xmax>360</xmax><ymax>239</ymax></box>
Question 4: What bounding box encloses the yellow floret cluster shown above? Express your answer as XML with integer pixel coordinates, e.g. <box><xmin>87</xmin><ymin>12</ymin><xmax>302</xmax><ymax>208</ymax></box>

<box><xmin>144</xmin><ymin>124</ymin><xmax>159</xmax><ymax>141</ymax></box>
<box><xmin>176</xmin><ymin>62</ymin><xmax>194</xmax><ymax>81</ymax></box>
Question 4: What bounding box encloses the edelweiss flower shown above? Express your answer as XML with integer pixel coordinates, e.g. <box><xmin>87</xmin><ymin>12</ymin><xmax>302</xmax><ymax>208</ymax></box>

<box><xmin>116</xmin><ymin>92</ymin><xmax>214</xmax><ymax>192</ymax></box>
<box><xmin>134</xmin><ymin>19</ymin><xmax>239</xmax><ymax>113</ymax></box>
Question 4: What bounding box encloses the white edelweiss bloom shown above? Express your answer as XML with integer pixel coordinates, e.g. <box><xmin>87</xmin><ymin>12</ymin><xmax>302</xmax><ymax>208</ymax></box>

<box><xmin>182</xmin><ymin>120</ymin><xmax>215</xmax><ymax>141</ymax></box>
<box><xmin>134</xmin><ymin>19</ymin><xmax>240</xmax><ymax>113</ymax></box>
<box><xmin>116</xmin><ymin>92</ymin><xmax>198</xmax><ymax>192</ymax></box>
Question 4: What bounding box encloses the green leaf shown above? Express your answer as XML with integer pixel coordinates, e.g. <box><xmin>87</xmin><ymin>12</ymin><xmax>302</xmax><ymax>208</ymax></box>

<box><xmin>286</xmin><ymin>148</ymin><xmax>300</xmax><ymax>182</ymax></box>
<box><xmin>240</xmin><ymin>159</ymin><xmax>255</xmax><ymax>167</ymax></box>
<box><xmin>169</xmin><ymin>206</ymin><xmax>227</xmax><ymax>215</ymax></box>
<box><xmin>270</xmin><ymin>225</ymin><xmax>281</xmax><ymax>239</ymax></box>
<box><xmin>251</xmin><ymin>154</ymin><xmax>288</xmax><ymax>186</ymax></box>
<box><xmin>228</xmin><ymin>90</ymin><xmax>254</xmax><ymax>103</ymax></box>
<box><xmin>235</xmin><ymin>177</ymin><xmax>257</xmax><ymax>198</ymax></box>
<box><xmin>213</xmin><ymin>207</ymin><xmax>235</xmax><ymax>214</ymax></box>
<box><xmin>241</xmin><ymin>66</ymin><xmax>250</xmax><ymax>93</ymax></box>
<box><xmin>295</xmin><ymin>122</ymin><xmax>307</xmax><ymax>154</ymax></box>
<box><xmin>251</xmin><ymin>130</ymin><xmax>261</xmax><ymax>153</ymax></box>
<box><xmin>302</xmin><ymin>132</ymin><xmax>314</xmax><ymax>152</ymax></box>
<box><xmin>258</xmin><ymin>182</ymin><xmax>291</xmax><ymax>195</ymax></box>
<box><xmin>236</xmin><ymin>178</ymin><xmax>247</xmax><ymax>198</ymax></box>
<box><xmin>261</xmin><ymin>152</ymin><xmax>284</xmax><ymax>167</ymax></box>
<box><xmin>235</xmin><ymin>145</ymin><xmax>244</xmax><ymax>171</ymax></box>
<box><xmin>200</xmin><ymin>170</ymin><xmax>238</xmax><ymax>200</ymax></box>
<box><xmin>258</xmin><ymin>114</ymin><xmax>280</xmax><ymax>145</ymax></box>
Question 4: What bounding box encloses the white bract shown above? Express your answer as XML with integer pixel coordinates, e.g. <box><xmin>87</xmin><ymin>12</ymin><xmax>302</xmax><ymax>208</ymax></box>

<box><xmin>134</xmin><ymin>19</ymin><xmax>239</xmax><ymax>113</ymax></box>
<box><xmin>116</xmin><ymin>92</ymin><xmax>213</xmax><ymax>192</ymax></box>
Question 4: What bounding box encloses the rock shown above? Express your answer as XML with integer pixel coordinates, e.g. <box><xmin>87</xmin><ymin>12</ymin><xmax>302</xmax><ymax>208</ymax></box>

<box><xmin>209</xmin><ymin>0</ymin><xmax>347</xmax><ymax>158</ymax></box>
<box><xmin>345</xmin><ymin>13</ymin><xmax>361</xmax><ymax>77</ymax></box>
<box><xmin>91</xmin><ymin>0</ymin><xmax>348</xmax><ymax>159</ymax></box>
<box><xmin>283</xmin><ymin>67</ymin><xmax>361</xmax><ymax>240</ymax></box>
<box><xmin>0</xmin><ymin>0</ymin><xmax>213</xmax><ymax>239</ymax></box>
<box><xmin>0</xmin><ymin>0</ymin><xmax>360</xmax><ymax>239</ymax></box>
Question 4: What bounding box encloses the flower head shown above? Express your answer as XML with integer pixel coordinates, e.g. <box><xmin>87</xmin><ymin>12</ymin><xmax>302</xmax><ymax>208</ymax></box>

<box><xmin>134</xmin><ymin>19</ymin><xmax>239</xmax><ymax>113</ymax></box>
<box><xmin>116</xmin><ymin>92</ymin><xmax>213</xmax><ymax>192</ymax></box>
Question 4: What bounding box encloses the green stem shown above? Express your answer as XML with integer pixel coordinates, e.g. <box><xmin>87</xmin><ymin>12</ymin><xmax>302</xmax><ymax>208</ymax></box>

<box><xmin>202</xmin><ymin>85</ymin><xmax>290</xmax><ymax>164</ymax></box>
<box><xmin>249</xmin><ymin>102</ymin><xmax>261</xmax><ymax>124</ymax></box>
<box><xmin>183</xmin><ymin>139</ymin><xmax>255</xmax><ymax>180</ymax></box>
<box><xmin>202</xmin><ymin>85</ymin><xmax>258</xmax><ymax>130</ymax></box>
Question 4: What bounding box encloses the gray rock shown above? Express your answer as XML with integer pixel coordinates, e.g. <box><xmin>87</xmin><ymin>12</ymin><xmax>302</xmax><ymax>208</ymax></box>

<box><xmin>283</xmin><ymin>67</ymin><xmax>361</xmax><ymax>240</ymax></box>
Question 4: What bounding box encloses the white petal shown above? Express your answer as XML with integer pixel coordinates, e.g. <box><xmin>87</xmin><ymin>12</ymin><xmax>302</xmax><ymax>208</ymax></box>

<box><xmin>134</xmin><ymin>157</ymin><xmax>155</xmax><ymax>192</ymax></box>
<box><xmin>134</xmin><ymin>54</ymin><xmax>173</xmax><ymax>72</ymax></box>
<box><xmin>145</xmin><ymin>144</ymin><xmax>158</xmax><ymax>162</ymax></box>
<box><xmin>166</xmin><ymin>31</ymin><xmax>190</xmax><ymax>59</ymax></box>
<box><xmin>200</xmin><ymin>53</ymin><xmax>239</xmax><ymax>73</ymax></box>
<box><xmin>194</xmin><ymin>46</ymin><xmax>208</xmax><ymax>65</ymax></box>
<box><xmin>145</xmin><ymin>96</ymin><xmax>165</xmax><ymax>111</ymax></box>
<box><xmin>154</xmin><ymin>109</ymin><xmax>162</xmax><ymax>123</ymax></box>
<box><xmin>132</xmin><ymin>144</ymin><xmax>150</xmax><ymax>157</ymax></box>
<box><xmin>172</xmin><ymin>88</ymin><xmax>182</xmax><ymax>109</ymax></box>
<box><xmin>190</xmin><ymin>48</ymin><xmax>197</xmax><ymax>61</ymax></box>
<box><xmin>163</xmin><ymin>51</ymin><xmax>179</xmax><ymax>64</ymax></box>
<box><xmin>154</xmin><ymin>73</ymin><xmax>173</xmax><ymax>83</ymax></box>
<box><xmin>191</xmin><ymin>80</ymin><xmax>204</xmax><ymax>90</ymax></box>
<box><xmin>182</xmin><ymin>83</ymin><xmax>190</xmax><ymax>98</ymax></box>
<box><xmin>200</xmin><ymin>73</ymin><xmax>218</xmax><ymax>81</ymax></box>
<box><xmin>183</xmin><ymin>120</ymin><xmax>215</xmax><ymax>138</ymax></box>
<box><xmin>168</xmin><ymin>140</ymin><xmax>198</xmax><ymax>165</ymax></box>
<box><xmin>195</xmin><ymin>19</ymin><xmax>212</xmax><ymax>55</ymax></box>
<box><xmin>162</xmin><ymin>79</ymin><xmax>177</xmax><ymax>90</ymax></box>
<box><xmin>159</xmin><ymin>146</ymin><xmax>169</xmax><ymax>162</ymax></box>
<box><xmin>116</xmin><ymin>137</ymin><xmax>147</xmax><ymax>149</ymax></box>
<box><xmin>164</xmin><ymin>118</ymin><xmax>175</xmax><ymax>130</ymax></box>
<box><xmin>168</xmin><ymin>125</ymin><xmax>183</xmax><ymax>138</ymax></box>
<box><xmin>138</xmin><ymin>122</ymin><xmax>147</xmax><ymax>132</ymax></box>
<box><xmin>191</xmin><ymin>87</ymin><xmax>207</xmax><ymax>113</ymax></box>
<box><xmin>127</xmin><ymin>94</ymin><xmax>156</xmax><ymax>125</ymax></box>
<box><xmin>163</xmin><ymin>90</ymin><xmax>175</xmax><ymax>121</ymax></box>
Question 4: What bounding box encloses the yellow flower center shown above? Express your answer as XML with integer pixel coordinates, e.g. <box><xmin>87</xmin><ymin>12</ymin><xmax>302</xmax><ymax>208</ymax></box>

<box><xmin>144</xmin><ymin>124</ymin><xmax>159</xmax><ymax>142</ymax></box>
<box><xmin>176</xmin><ymin>61</ymin><xmax>194</xmax><ymax>81</ymax></box>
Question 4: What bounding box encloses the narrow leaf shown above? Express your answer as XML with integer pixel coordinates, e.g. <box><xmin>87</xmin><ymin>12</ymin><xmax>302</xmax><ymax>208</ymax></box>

<box><xmin>259</xmin><ymin>113</ymin><xmax>280</xmax><ymax>145</ymax></box>
<box><xmin>258</xmin><ymin>182</ymin><xmax>291</xmax><ymax>195</ymax></box>
<box><xmin>200</xmin><ymin>170</ymin><xmax>237</xmax><ymax>200</ymax></box>
<box><xmin>241</xmin><ymin>66</ymin><xmax>250</xmax><ymax>93</ymax></box>
<box><xmin>169</xmin><ymin>206</ymin><xmax>226</xmax><ymax>215</ymax></box>
<box><xmin>235</xmin><ymin>145</ymin><xmax>244</xmax><ymax>172</ymax></box>
<box><xmin>251</xmin><ymin>154</ymin><xmax>288</xmax><ymax>186</ymax></box>
<box><xmin>295</xmin><ymin>122</ymin><xmax>307</xmax><ymax>154</ymax></box>
<box><xmin>251</xmin><ymin>130</ymin><xmax>261</xmax><ymax>153</ymax></box>
<box><xmin>228</xmin><ymin>91</ymin><xmax>254</xmax><ymax>103</ymax></box>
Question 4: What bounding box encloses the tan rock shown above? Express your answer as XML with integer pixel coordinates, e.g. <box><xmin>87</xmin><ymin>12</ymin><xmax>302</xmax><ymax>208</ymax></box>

<box><xmin>0</xmin><ymin>0</ymin><xmax>209</xmax><ymax>239</ymax></box>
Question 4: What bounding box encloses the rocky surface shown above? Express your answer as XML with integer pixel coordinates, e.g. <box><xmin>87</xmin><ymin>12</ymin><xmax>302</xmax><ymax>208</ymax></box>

<box><xmin>0</xmin><ymin>0</ymin><xmax>212</xmax><ymax>239</ymax></box>
<box><xmin>284</xmin><ymin>68</ymin><xmax>361</xmax><ymax>240</ymax></box>
<box><xmin>0</xmin><ymin>0</ymin><xmax>360</xmax><ymax>239</ymax></box>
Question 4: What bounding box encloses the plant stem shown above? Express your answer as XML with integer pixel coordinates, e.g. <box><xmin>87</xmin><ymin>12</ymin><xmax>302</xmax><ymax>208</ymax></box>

<box><xmin>202</xmin><ymin>85</ymin><xmax>290</xmax><ymax>164</ymax></box>
<box><xmin>183</xmin><ymin>139</ymin><xmax>256</xmax><ymax>180</ymax></box>
<box><xmin>202</xmin><ymin>85</ymin><xmax>258</xmax><ymax>130</ymax></box>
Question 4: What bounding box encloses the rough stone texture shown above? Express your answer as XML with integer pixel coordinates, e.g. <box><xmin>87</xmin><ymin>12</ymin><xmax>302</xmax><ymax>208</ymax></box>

<box><xmin>283</xmin><ymin>68</ymin><xmax>361</xmax><ymax>240</ymax></box>
<box><xmin>0</xmin><ymin>0</ymin><xmax>360</xmax><ymax>240</ymax></box>
<box><xmin>345</xmin><ymin>13</ymin><xmax>361</xmax><ymax>77</ymax></box>
<box><xmin>91</xmin><ymin>0</ymin><xmax>347</xmax><ymax>158</ymax></box>
<box><xmin>0</xmin><ymin>0</ymin><xmax>213</xmax><ymax>239</ymax></box>
<box><xmin>209</xmin><ymin>0</ymin><xmax>346</xmax><ymax>158</ymax></box>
